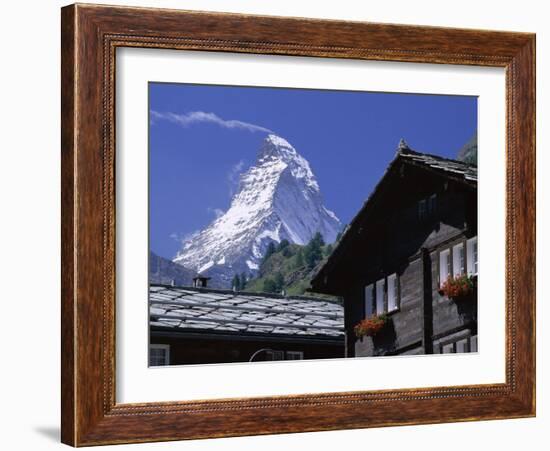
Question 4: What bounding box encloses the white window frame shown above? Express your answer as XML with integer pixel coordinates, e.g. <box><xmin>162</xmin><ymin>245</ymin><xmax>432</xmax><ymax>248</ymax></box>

<box><xmin>376</xmin><ymin>279</ymin><xmax>385</xmax><ymax>315</ymax></box>
<box><xmin>364</xmin><ymin>283</ymin><xmax>374</xmax><ymax>317</ymax></box>
<box><xmin>470</xmin><ymin>335</ymin><xmax>478</xmax><ymax>352</ymax></box>
<box><xmin>265</xmin><ymin>350</ymin><xmax>285</xmax><ymax>361</ymax></box>
<box><xmin>439</xmin><ymin>249</ymin><xmax>451</xmax><ymax>287</ymax></box>
<box><xmin>387</xmin><ymin>273</ymin><xmax>398</xmax><ymax>312</ymax></box>
<box><xmin>453</xmin><ymin>242</ymin><xmax>465</xmax><ymax>276</ymax></box>
<box><xmin>456</xmin><ymin>338</ymin><xmax>469</xmax><ymax>353</ymax></box>
<box><xmin>467</xmin><ymin>236</ymin><xmax>478</xmax><ymax>275</ymax></box>
<box><xmin>149</xmin><ymin>344</ymin><xmax>170</xmax><ymax>366</ymax></box>
<box><xmin>286</xmin><ymin>351</ymin><xmax>304</xmax><ymax>360</ymax></box>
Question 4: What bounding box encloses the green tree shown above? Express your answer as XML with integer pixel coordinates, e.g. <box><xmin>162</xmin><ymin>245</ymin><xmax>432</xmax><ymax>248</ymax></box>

<box><xmin>240</xmin><ymin>272</ymin><xmax>247</xmax><ymax>290</ymax></box>
<box><xmin>277</xmin><ymin>239</ymin><xmax>290</xmax><ymax>252</ymax></box>
<box><xmin>262</xmin><ymin>242</ymin><xmax>277</xmax><ymax>264</ymax></box>
<box><xmin>231</xmin><ymin>274</ymin><xmax>241</xmax><ymax>291</ymax></box>
<box><xmin>312</xmin><ymin>231</ymin><xmax>325</xmax><ymax>248</ymax></box>
<box><xmin>324</xmin><ymin>243</ymin><xmax>333</xmax><ymax>257</ymax></box>
<box><xmin>273</xmin><ymin>272</ymin><xmax>285</xmax><ymax>292</ymax></box>
<box><xmin>263</xmin><ymin>278</ymin><xmax>278</xmax><ymax>293</ymax></box>
<box><xmin>294</xmin><ymin>249</ymin><xmax>305</xmax><ymax>269</ymax></box>
<box><xmin>304</xmin><ymin>232</ymin><xmax>324</xmax><ymax>269</ymax></box>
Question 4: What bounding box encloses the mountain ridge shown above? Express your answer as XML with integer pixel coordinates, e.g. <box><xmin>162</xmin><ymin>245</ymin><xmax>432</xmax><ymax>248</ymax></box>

<box><xmin>172</xmin><ymin>134</ymin><xmax>341</xmax><ymax>288</ymax></box>
<box><xmin>149</xmin><ymin>251</ymin><xmax>195</xmax><ymax>286</ymax></box>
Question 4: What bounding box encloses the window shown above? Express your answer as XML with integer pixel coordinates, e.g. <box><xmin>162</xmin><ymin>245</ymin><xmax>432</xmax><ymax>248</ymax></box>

<box><xmin>418</xmin><ymin>194</ymin><xmax>437</xmax><ymax>221</ymax></box>
<box><xmin>265</xmin><ymin>350</ymin><xmax>285</xmax><ymax>361</ymax></box>
<box><xmin>365</xmin><ymin>284</ymin><xmax>374</xmax><ymax>317</ymax></box>
<box><xmin>376</xmin><ymin>279</ymin><xmax>385</xmax><ymax>314</ymax></box>
<box><xmin>453</xmin><ymin>243</ymin><xmax>465</xmax><ymax>276</ymax></box>
<box><xmin>387</xmin><ymin>273</ymin><xmax>398</xmax><ymax>312</ymax></box>
<box><xmin>428</xmin><ymin>194</ymin><xmax>437</xmax><ymax>215</ymax></box>
<box><xmin>286</xmin><ymin>351</ymin><xmax>304</xmax><ymax>360</ymax></box>
<box><xmin>467</xmin><ymin>237</ymin><xmax>478</xmax><ymax>275</ymax></box>
<box><xmin>439</xmin><ymin>249</ymin><xmax>451</xmax><ymax>286</ymax></box>
<box><xmin>418</xmin><ymin>199</ymin><xmax>427</xmax><ymax>220</ymax></box>
<box><xmin>366</xmin><ymin>275</ymin><xmax>400</xmax><ymax>316</ymax></box>
<box><xmin>149</xmin><ymin>344</ymin><xmax>170</xmax><ymax>366</ymax></box>
<box><xmin>470</xmin><ymin>335</ymin><xmax>478</xmax><ymax>352</ymax></box>
<box><xmin>456</xmin><ymin>338</ymin><xmax>469</xmax><ymax>353</ymax></box>
<box><xmin>439</xmin><ymin>336</ymin><xmax>477</xmax><ymax>354</ymax></box>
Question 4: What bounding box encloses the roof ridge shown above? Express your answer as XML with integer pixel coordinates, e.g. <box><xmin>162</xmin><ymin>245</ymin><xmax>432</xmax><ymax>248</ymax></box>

<box><xmin>150</xmin><ymin>283</ymin><xmax>337</xmax><ymax>303</ymax></box>
<box><xmin>401</xmin><ymin>147</ymin><xmax>478</xmax><ymax>168</ymax></box>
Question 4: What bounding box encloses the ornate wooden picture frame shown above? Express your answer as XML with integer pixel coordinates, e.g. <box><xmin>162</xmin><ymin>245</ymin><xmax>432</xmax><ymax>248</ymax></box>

<box><xmin>61</xmin><ymin>3</ymin><xmax>535</xmax><ymax>446</ymax></box>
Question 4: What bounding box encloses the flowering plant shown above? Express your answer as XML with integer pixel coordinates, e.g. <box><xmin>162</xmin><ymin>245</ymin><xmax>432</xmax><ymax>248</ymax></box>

<box><xmin>439</xmin><ymin>275</ymin><xmax>476</xmax><ymax>299</ymax></box>
<box><xmin>354</xmin><ymin>314</ymin><xmax>388</xmax><ymax>338</ymax></box>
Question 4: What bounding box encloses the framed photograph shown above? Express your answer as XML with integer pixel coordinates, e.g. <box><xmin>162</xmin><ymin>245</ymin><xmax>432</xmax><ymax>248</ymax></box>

<box><xmin>61</xmin><ymin>3</ymin><xmax>535</xmax><ymax>446</ymax></box>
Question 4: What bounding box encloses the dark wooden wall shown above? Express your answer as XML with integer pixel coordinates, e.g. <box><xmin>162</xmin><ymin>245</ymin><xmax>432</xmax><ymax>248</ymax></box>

<box><xmin>151</xmin><ymin>332</ymin><xmax>345</xmax><ymax>365</ymax></box>
<box><xmin>343</xmin><ymin>165</ymin><xmax>478</xmax><ymax>357</ymax></box>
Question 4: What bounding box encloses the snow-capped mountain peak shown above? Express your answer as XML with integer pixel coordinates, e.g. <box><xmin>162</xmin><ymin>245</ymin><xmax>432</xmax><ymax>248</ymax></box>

<box><xmin>258</xmin><ymin>134</ymin><xmax>297</xmax><ymax>160</ymax></box>
<box><xmin>173</xmin><ymin>134</ymin><xmax>341</xmax><ymax>287</ymax></box>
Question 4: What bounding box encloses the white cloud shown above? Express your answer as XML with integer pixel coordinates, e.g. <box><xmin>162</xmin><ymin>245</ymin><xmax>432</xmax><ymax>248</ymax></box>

<box><xmin>150</xmin><ymin>110</ymin><xmax>273</xmax><ymax>134</ymax></box>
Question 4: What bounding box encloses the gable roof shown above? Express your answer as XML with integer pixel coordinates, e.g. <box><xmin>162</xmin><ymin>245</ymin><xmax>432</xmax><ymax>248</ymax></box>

<box><xmin>398</xmin><ymin>147</ymin><xmax>477</xmax><ymax>184</ymax></box>
<box><xmin>310</xmin><ymin>143</ymin><xmax>477</xmax><ymax>292</ymax></box>
<box><xmin>150</xmin><ymin>284</ymin><xmax>344</xmax><ymax>339</ymax></box>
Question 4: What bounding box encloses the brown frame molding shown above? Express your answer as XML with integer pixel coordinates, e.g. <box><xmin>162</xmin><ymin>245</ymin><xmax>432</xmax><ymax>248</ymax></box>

<box><xmin>61</xmin><ymin>3</ymin><xmax>536</xmax><ymax>446</ymax></box>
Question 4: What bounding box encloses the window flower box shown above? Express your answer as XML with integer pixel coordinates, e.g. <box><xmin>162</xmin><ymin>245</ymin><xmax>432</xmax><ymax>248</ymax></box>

<box><xmin>354</xmin><ymin>314</ymin><xmax>388</xmax><ymax>338</ymax></box>
<box><xmin>438</xmin><ymin>274</ymin><xmax>476</xmax><ymax>300</ymax></box>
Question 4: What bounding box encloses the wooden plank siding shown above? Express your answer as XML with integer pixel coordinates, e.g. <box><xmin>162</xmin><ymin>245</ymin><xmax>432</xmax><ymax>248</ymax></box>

<box><xmin>317</xmin><ymin>150</ymin><xmax>478</xmax><ymax>357</ymax></box>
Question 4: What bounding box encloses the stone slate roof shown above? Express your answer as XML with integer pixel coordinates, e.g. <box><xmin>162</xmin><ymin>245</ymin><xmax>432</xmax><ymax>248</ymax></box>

<box><xmin>150</xmin><ymin>284</ymin><xmax>344</xmax><ymax>338</ymax></box>
<box><xmin>399</xmin><ymin>147</ymin><xmax>477</xmax><ymax>183</ymax></box>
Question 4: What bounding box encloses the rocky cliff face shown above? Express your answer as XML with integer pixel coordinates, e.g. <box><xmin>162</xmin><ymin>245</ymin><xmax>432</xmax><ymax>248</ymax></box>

<box><xmin>457</xmin><ymin>131</ymin><xmax>478</xmax><ymax>166</ymax></box>
<box><xmin>149</xmin><ymin>251</ymin><xmax>195</xmax><ymax>286</ymax></box>
<box><xmin>172</xmin><ymin>134</ymin><xmax>341</xmax><ymax>287</ymax></box>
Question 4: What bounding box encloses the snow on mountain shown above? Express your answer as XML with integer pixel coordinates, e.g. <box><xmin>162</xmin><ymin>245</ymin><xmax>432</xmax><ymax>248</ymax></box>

<box><xmin>173</xmin><ymin>134</ymin><xmax>341</xmax><ymax>287</ymax></box>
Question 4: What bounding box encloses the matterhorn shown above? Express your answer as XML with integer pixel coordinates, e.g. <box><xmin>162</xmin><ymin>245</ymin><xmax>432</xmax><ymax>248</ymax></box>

<box><xmin>173</xmin><ymin>134</ymin><xmax>341</xmax><ymax>287</ymax></box>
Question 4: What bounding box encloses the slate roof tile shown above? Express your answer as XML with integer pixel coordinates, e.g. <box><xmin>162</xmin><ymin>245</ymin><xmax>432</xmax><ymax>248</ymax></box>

<box><xmin>150</xmin><ymin>284</ymin><xmax>344</xmax><ymax>338</ymax></box>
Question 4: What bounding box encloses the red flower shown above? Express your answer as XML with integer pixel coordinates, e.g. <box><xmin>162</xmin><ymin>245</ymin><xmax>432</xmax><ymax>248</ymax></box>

<box><xmin>354</xmin><ymin>314</ymin><xmax>388</xmax><ymax>338</ymax></box>
<box><xmin>440</xmin><ymin>275</ymin><xmax>475</xmax><ymax>299</ymax></box>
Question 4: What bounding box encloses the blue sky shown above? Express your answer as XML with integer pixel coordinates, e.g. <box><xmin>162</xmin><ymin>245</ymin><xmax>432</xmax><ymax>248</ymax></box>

<box><xmin>149</xmin><ymin>82</ymin><xmax>477</xmax><ymax>259</ymax></box>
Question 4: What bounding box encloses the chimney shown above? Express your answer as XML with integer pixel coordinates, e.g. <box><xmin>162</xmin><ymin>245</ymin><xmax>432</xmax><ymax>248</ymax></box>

<box><xmin>192</xmin><ymin>275</ymin><xmax>211</xmax><ymax>288</ymax></box>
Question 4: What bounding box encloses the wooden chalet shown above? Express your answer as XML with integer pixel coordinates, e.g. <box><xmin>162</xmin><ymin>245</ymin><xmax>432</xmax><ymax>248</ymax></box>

<box><xmin>149</xmin><ymin>284</ymin><xmax>344</xmax><ymax>366</ymax></box>
<box><xmin>310</xmin><ymin>140</ymin><xmax>478</xmax><ymax>357</ymax></box>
